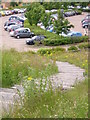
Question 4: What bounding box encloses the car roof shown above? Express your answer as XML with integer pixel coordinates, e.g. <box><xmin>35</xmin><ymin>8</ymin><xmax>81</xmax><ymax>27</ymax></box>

<box><xmin>15</xmin><ymin>28</ymin><xmax>30</xmax><ymax>31</ymax></box>
<box><xmin>10</xmin><ymin>24</ymin><xmax>18</xmax><ymax>26</ymax></box>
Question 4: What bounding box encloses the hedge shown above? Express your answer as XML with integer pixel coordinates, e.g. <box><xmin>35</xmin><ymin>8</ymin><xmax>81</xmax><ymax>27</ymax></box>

<box><xmin>43</xmin><ymin>36</ymin><xmax>88</xmax><ymax>46</ymax></box>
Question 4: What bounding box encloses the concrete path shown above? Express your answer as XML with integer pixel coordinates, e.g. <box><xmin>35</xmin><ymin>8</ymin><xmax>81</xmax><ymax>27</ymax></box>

<box><xmin>0</xmin><ymin>61</ymin><xmax>85</xmax><ymax>114</ymax></box>
<box><xmin>50</xmin><ymin>61</ymin><xmax>85</xmax><ymax>89</ymax></box>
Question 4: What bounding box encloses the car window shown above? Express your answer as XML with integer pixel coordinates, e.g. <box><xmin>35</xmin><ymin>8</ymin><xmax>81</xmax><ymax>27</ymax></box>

<box><xmin>23</xmin><ymin>29</ymin><xmax>29</xmax><ymax>33</ymax></box>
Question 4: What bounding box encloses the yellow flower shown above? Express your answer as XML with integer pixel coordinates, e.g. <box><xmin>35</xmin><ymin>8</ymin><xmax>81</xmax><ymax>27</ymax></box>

<box><xmin>47</xmin><ymin>51</ymin><xmax>49</xmax><ymax>54</ymax></box>
<box><xmin>28</xmin><ymin>76</ymin><xmax>32</xmax><ymax>81</ymax></box>
<box><xmin>65</xmin><ymin>56</ymin><xmax>68</xmax><ymax>58</ymax></box>
<box><xmin>50</xmin><ymin>53</ymin><xmax>52</xmax><ymax>56</ymax></box>
<box><xmin>85</xmin><ymin>60</ymin><xmax>88</xmax><ymax>63</ymax></box>
<box><xmin>82</xmin><ymin>64</ymin><xmax>85</xmax><ymax>66</ymax></box>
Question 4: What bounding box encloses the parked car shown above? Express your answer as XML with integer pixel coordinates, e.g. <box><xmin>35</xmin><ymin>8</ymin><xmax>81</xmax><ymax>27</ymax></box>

<box><xmin>14</xmin><ymin>28</ymin><xmax>35</xmax><ymax>39</ymax></box>
<box><xmin>81</xmin><ymin>15</ymin><xmax>90</xmax><ymax>23</ymax></box>
<box><xmin>14</xmin><ymin>9</ymin><xmax>20</xmax><ymax>14</ymax></box>
<box><xmin>26</xmin><ymin>35</ymin><xmax>46</xmax><ymax>45</ymax></box>
<box><xmin>4</xmin><ymin>21</ymin><xmax>18</xmax><ymax>31</ymax></box>
<box><xmin>64</xmin><ymin>11</ymin><xmax>75</xmax><ymax>17</ymax></box>
<box><xmin>0</xmin><ymin>13</ymin><xmax>1</xmax><ymax>17</ymax></box>
<box><xmin>9</xmin><ymin>15</ymin><xmax>24</xmax><ymax>23</ymax></box>
<box><xmin>11</xmin><ymin>10</ymin><xmax>15</xmax><ymax>15</ymax></box>
<box><xmin>7</xmin><ymin>24</ymin><xmax>22</xmax><ymax>32</ymax></box>
<box><xmin>76</xmin><ymin>6</ymin><xmax>81</xmax><ymax>9</ymax></box>
<box><xmin>82</xmin><ymin>21</ymin><xmax>90</xmax><ymax>29</ymax></box>
<box><xmin>10</xmin><ymin>25</ymin><xmax>23</xmax><ymax>36</ymax></box>
<box><xmin>5</xmin><ymin>10</ymin><xmax>11</xmax><ymax>16</ymax></box>
<box><xmin>18</xmin><ymin>9</ymin><xmax>24</xmax><ymax>13</ymax></box>
<box><xmin>0</xmin><ymin>11</ymin><xmax>5</xmax><ymax>16</ymax></box>
<box><xmin>46</xmin><ymin>24</ymin><xmax>54</xmax><ymax>32</ymax></box>
<box><xmin>60</xmin><ymin>31</ymin><xmax>82</xmax><ymax>37</ymax></box>
<box><xmin>20</xmin><ymin>14</ymin><xmax>27</xmax><ymax>20</ymax></box>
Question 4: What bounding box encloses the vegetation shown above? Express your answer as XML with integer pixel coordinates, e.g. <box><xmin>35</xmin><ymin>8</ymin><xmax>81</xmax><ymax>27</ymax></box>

<box><xmin>24</xmin><ymin>19</ymin><xmax>62</xmax><ymax>40</ymax></box>
<box><xmin>68</xmin><ymin>46</ymin><xmax>78</xmax><ymax>51</ymax></box>
<box><xmin>24</xmin><ymin>20</ymin><xmax>88</xmax><ymax>46</ymax></box>
<box><xmin>78</xmin><ymin>42</ymin><xmax>90</xmax><ymax>49</ymax></box>
<box><xmin>10</xmin><ymin>2</ymin><xmax>18</xmax><ymax>7</ymax></box>
<box><xmin>43</xmin><ymin>36</ymin><xmax>88</xmax><ymax>46</ymax></box>
<box><xmin>2</xmin><ymin>2</ymin><xmax>89</xmax><ymax>118</ymax></box>
<box><xmin>3</xmin><ymin>48</ymin><xmax>88</xmax><ymax>118</ymax></box>
<box><xmin>54</xmin><ymin>9</ymin><xmax>74</xmax><ymax>35</ymax></box>
<box><xmin>41</xmin><ymin>12</ymin><xmax>51</xmax><ymax>29</ymax></box>
<box><xmin>37</xmin><ymin>47</ymin><xmax>65</xmax><ymax>55</ymax></box>
<box><xmin>26</xmin><ymin>3</ymin><xmax>45</xmax><ymax>26</ymax></box>
<box><xmin>2</xmin><ymin>49</ymin><xmax>58</xmax><ymax>88</ymax></box>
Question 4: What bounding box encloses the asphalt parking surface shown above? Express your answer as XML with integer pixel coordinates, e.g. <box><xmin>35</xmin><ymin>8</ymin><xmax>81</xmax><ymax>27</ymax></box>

<box><xmin>0</xmin><ymin>12</ymin><xmax>88</xmax><ymax>52</ymax></box>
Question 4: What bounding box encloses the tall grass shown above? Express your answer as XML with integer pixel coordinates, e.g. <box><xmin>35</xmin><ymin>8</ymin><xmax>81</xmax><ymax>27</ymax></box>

<box><xmin>3</xmin><ymin>48</ymin><xmax>88</xmax><ymax>118</ymax></box>
<box><xmin>2</xmin><ymin>49</ymin><xmax>58</xmax><ymax>88</ymax></box>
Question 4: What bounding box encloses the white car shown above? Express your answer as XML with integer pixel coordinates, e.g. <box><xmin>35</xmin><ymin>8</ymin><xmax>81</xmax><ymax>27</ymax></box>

<box><xmin>18</xmin><ymin>9</ymin><xmax>24</xmax><ymax>13</ymax></box>
<box><xmin>76</xmin><ymin>6</ymin><xmax>81</xmax><ymax>9</ymax></box>
<box><xmin>10</xmin><ymin>31</ymin><xmax>15</xmax><ymax>37</ymax></box>
<box><xmin>5</xmin><ymin>10</ymin><xmax>11</xmax><ymax>16</ymax></box>
<box><xmin>45</xmin><ymin>10</ymin><xmax>50</xmax><ymax>13</ymax></box>
<box><xmin>50</xmin><ymin>9</ymin><xmax>57</xmax><ymax>12</ymax></box>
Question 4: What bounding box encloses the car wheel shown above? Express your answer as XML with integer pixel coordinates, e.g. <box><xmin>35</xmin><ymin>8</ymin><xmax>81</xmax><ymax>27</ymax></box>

<box><xmin>17</xmin><ymin>35</ymin><xmax>20</xmax><ymax>39</ymax></box>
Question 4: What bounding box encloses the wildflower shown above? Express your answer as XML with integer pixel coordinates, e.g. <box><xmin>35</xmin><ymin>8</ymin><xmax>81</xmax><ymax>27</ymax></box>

<box><xmin>50</xmin><ymin>53</ymin><xmax>52</xmax><ymax>56</ymax></box>
<box><xmin>47</xmin><ymin>51</ymin><xmax>49</xmax><ymax>54</ymax></box>
<box><xmin>82</xmin><ymin>63</ymin><xmax>85</xmax><ymax>66</ymax></box>
<box><xmin>65</xmin><ymin>56</ymin><xmax>68</xmax><ymax>58</ymax></box>
<box><xmin>28</xmin><ymin>76</ymin><xmax>32</xmax><ymax>81</ymax></box>
<box><xmin>85</xmin><ymin>60</ymin><xmax>88</xmax><ymax>63</ymax></box>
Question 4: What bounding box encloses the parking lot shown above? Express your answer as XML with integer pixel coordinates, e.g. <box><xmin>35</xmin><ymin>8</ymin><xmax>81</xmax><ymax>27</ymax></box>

<box><xmin>0</xmin><ymin>12</ymin><xmax>88</xmax><ymax>52</ymax></box>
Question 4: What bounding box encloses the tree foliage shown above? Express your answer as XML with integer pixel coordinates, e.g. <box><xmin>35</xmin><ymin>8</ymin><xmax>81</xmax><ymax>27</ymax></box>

<box><xmin>10</xmin><ymin>2</ymin><xmax>18</xmax><ymax>7</ymax></box>
<box><xmin>26</xmin><ymin>3</ymin><xmax>45</xmax><ymax>26</ymax></box>
<box><xmin>40</xmin><ymin>12</ymin><xmax>51</xmax><ymax>29</ymax></box>
<box><xmin>54</xmin><ymin>9</ymin><xmax>74</xmax><ymax>35</ymax></box>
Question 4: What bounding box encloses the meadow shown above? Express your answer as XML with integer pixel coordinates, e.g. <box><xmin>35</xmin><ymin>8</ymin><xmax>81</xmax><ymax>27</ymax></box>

<box><xmin>2</xmin><ymin>44</ymin><xmax>88</xmax><ymax>118</ymax></box>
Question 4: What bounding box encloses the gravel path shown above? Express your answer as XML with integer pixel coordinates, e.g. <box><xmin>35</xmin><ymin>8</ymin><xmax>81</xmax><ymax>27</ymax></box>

<box><xmin>0</xmin><ymin>61</ymin><xmax>85</xmax><ymax>114</ymax></box>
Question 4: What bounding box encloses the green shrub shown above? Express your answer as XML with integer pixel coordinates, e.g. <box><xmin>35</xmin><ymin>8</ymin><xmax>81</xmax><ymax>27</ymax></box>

<box><xmin>38</xmin><ymin>47</ymin><xmax>65</xmax><ymax>55</ymax></box>
<box><xmin>78</xmin><ymin>43</ymin><xmax>90</xmax><ymax>49</ymax></box>
<box><xmin>43</xmin><ymin>36</ymin><xmax>88</xmax><ymax>46</ymax></box>
<box><xmin>68</xmin><ymin>46</ymin><xmax>78</xmax><ymax>51</ymax></box>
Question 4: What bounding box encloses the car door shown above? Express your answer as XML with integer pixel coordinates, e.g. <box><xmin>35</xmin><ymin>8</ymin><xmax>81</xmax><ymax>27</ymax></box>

<box><xmin>22</xmin><ymin>29</ymin><xmax>28</xmax><ymax>38</ymax></box>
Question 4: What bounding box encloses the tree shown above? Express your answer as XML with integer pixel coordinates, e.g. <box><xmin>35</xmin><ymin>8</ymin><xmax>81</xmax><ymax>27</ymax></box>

<box><xmin>10</xmin><ymin>2</ymin><xmax>18</xmax><ymax>7</ymax></box>
<box><xmin>54</xmin><ymin>9</ymin><xmax>74</xmax><ymax>35</ymax></box>
<box><xmin>40</xmin><ymin>12</ymin><xmax>51</xmax><ymax>29</ymax></box>
<box><xmin>26</xmin><ymin>3</ymin><xmax>45</xmax><ymax>26</ymax></box>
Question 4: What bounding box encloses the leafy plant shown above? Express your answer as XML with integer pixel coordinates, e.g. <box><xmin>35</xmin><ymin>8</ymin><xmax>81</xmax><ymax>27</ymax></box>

<box><xmin>54</xmin><ymin>9</ymin><xmax>74</xmax><ymax>35</ymax></box>
<box><xmin>68</xmin><ymin>46</ymin><xmax>78</xmax><ymax>51</ymax></box>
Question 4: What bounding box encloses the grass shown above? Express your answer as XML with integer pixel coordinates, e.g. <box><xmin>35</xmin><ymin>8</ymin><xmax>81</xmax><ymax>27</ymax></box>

<box><xmin>24</xmin><ymin>19</ymin><xmax>62</xmax><ymax>40</ymax></box>
<box><xmin>39</xmin><ymin>48</ymin><xmax>88</xmax><ymax>74</ymax></box>
<box><xmin>2</xmin><ymin>47</ymin><xmax>88</xmax><ymax>118</ymax></box>
<box><xmin>4</xmin><ymin>78</ymin><xmax>88</xmax><ymax>118</ymax></box>
<box><xmin>2</xmin><ymin>49</ymin><xmax>58</xmax><ymax>88</ymax></box>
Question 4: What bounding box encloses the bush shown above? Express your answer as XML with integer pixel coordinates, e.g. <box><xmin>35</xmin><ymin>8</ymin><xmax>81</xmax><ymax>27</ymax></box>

<box><xmin>78</xmin><ymin>42</ymin><xmax>90</xmax><ymax>49</ymax></box>
<box><xmin>43</xmin><ymin>36</ymin><xmax>88</xmax><ymax>46</ymax></box>
<box><xmin>68</xmin><ymin>46</ymin><xmax>78</xmax><ymax>52</ymax></box>
<box><xmin>38</xmin><ymin>47</ymin><xmax>65</xmax><ymax>55</ymax></box>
